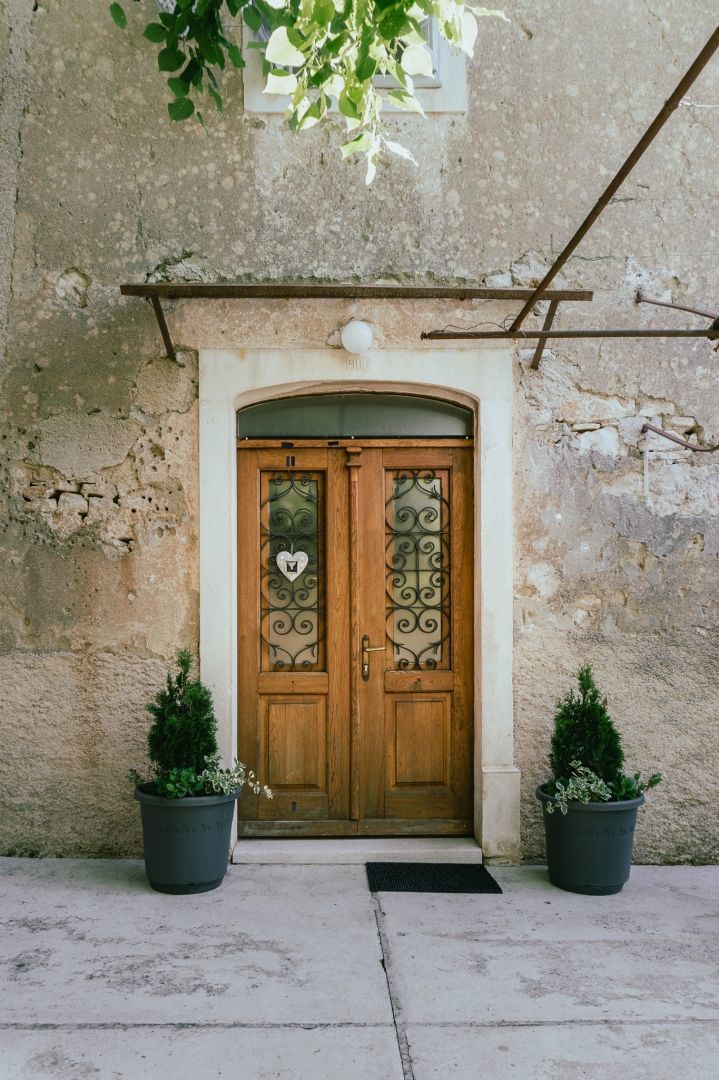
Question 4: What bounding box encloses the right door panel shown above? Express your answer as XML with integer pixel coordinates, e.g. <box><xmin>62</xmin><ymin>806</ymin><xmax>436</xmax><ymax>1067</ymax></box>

<box><xmin>357</xmin><ymin>446</ymin><xmax>474</xmax><ymax>830</ymax></box>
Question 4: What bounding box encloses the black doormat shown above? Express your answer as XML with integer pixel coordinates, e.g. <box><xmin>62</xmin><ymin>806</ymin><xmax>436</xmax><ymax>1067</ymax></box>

<box><xmin>365</xmin><ymin>862</ymin><xmax>502</xmax><ymax>894</ymax></box>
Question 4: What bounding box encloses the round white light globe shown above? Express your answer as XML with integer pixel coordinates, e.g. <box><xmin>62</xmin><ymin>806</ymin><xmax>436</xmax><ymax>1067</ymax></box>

<box><xmin>340</xmin><ymin>319</ymin><xmax>374</xmax><ymax>354</ymax></box>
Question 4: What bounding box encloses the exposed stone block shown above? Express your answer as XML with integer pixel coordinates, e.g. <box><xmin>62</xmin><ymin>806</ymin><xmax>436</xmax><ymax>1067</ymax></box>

<box><xmin>21</xmin><ymin>483</ymin><xmax>54</xmax><ymax>500</ymax></box>
<box><xmin>618</xmin><ymin>416</ymin><xmax>648</xmax><ymax>447</ymax></box>
<box><xmin>577</xmin><ymin>426</ymin><xmax>622</xmax><ymax>457</ymax></box>
<box><xmin>637</xmin><ymin>400</ymin><xmax>676</xmax><ymax>417</ymax></box>
<box><xmin>81</xmin><ymin>482</ymin><xmax>118</xmax><ymax>499</ymax></box>
<box><xmin>671</xmin><ymin>417</ymin><xmax>697</xmax><ymax>433</ymax></box>
<box><xmin>562</xmin><ymin>394</ymin><xmax>634</xmax><ymax>423</ymax></box>
<box><xmin>57</xmin><ymin>492</ymin><xmax>88</xmax><ymax>515</ymax></box>
<box><xmin>482</xmin><ymin>270</ymin><xmax>513</xmax><ymax>289</ymax></box>
<box><xmin>84</xmin><ymin>496</ymin><xmax>118</xmax><ymax>523</ymax></box>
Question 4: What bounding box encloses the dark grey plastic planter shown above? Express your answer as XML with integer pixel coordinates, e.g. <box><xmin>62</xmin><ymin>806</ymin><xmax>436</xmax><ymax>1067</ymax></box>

<box><xmin>134</xmin><ymin>785</ymin><xmax>238</xmax><ymax>895</ymax></box>
<box><xmin>536</xmin><ymin>785</ymin><xmax>645</xmax><ymax>895</ymax></box>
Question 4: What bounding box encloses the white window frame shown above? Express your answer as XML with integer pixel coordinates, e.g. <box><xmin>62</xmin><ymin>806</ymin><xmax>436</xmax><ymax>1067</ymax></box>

<box><xmin>243</xmin><ymin>20</ymin><xmax>467</xmax><ymax>114</ymax></box>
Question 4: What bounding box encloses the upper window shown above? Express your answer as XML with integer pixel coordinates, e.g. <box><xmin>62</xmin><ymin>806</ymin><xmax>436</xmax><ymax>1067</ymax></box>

<box><xmin>243</xmin><ymin>19</ymin><xmax>466</xmax><ymax>114</ymax></box>
<box><xmin>237</xmin><ymin>393</ymin><xmax>473</xmax><ymax>439</ymax></box>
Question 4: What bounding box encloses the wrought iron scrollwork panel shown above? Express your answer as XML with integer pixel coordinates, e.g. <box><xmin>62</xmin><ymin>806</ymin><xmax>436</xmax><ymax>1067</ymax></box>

<box><xmin>385</xmin><ymin>470</ymin><xmax>451</xmax><ymax>670</ymax></box>
<box><xmin>260</xmin><ymin>472</ymin><xmax>325</xmax><ymax>671</ymax></box>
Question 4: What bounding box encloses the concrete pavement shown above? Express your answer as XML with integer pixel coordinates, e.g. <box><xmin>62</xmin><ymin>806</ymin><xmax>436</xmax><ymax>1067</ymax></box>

<box><xmin>1</xmin><ymin>858</ymin><xmax>718</xmax><ymax>1079</ymax></box>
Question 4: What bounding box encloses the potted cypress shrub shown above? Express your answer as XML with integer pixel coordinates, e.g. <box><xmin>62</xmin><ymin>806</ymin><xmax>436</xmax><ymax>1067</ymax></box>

<box><xmin>536</xmin><ymin>665</ymin><xmax>661</xmax><ymax>895</ymax></box>
<box><xmin>132</xmin><ymin>650</ymin><xmax>271</xmax><ymax>894</ymax></box>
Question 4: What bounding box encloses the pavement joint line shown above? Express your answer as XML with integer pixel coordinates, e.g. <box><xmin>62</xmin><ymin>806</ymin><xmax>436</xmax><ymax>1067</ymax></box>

<box><xmin>0</xmin><ymin>1018</ymin><xmax>718</xmax><ymax>1032</ymax></box>
<box><xmin>403</xmin><ymin>1018</ymin><xmax>719</xmax><ymax>1029</ymax></box>
<box><xmin>371</xmin><ymin>892</ymin><xmax>415</xmax><ymax>1080</ymax></box>
<box><xmin>0</xmin><ymin>1022</ymin><xmax>397</xmax><ymax>1031</ymax></box>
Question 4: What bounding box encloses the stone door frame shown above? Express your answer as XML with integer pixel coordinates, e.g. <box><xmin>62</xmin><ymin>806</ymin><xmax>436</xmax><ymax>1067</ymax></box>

<box><xmin>198</xmin><ymin>347</ymin><xmax>520</xmax><ymax>861</ymax></box>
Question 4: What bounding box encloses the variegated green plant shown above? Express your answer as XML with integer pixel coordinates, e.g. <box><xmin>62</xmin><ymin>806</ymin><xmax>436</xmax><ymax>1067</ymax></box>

<box><xmin>544</xmin><ymin>759</ymin><xmax>662</xmax><ymax>816</ymax></box>
<box><xmin>109</xmin><ymin>0</ymin><xmax>507</xmax><ymax>182</ymax></box>
<box><xmin>130</xmin><ymin>753</ymin><xmax>274</xmax><ymax>798</ymax></box>
<box><xmin>544</xmin><ymin>761</ymin><xmax>613</xmax><ymax>816</ymax></box>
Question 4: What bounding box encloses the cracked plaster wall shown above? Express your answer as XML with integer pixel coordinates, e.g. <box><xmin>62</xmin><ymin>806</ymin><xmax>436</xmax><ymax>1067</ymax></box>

<box><xmin>0</xmin><ymin>0</ymin><xmax>717</xmax><ymax>860</ymax></box>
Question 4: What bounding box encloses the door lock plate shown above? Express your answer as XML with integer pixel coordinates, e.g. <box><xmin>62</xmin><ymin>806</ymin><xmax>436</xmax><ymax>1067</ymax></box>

<box><xmin>361</xmin><ymin>634</ymin><xmax>386</xmax><ymax>680</ymax></box>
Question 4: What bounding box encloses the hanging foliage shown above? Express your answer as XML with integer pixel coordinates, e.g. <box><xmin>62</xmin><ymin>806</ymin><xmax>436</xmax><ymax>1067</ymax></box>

<box><xmin>109</xmin><ymin>0</ymin><xmax>507</xmax><ymax>182</ymax></box>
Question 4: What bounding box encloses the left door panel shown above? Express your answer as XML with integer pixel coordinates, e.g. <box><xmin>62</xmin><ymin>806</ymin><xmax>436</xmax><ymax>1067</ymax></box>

<box><xmin>237</xmin><ymin>448</ymin><xmax>350</xmax><ymax>833</ymax></box>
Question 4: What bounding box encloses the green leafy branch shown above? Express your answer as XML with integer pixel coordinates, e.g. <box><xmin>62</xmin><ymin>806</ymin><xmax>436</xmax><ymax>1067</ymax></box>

<box><xmin>109</xmin><ymin>0</ymin><xmax>507</xmax><ymax>181</ymax></box>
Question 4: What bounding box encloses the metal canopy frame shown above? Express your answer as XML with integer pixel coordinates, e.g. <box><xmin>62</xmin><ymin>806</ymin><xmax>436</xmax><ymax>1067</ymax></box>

<box><xmin>119</xmin><ymin>282</ymin><xmax>594</xmax><ymax>365</ymax></box>
<box><xmin>422</xmin><ymin>24</ymin><xmax>719</xmax><ymax>364</ymax></box>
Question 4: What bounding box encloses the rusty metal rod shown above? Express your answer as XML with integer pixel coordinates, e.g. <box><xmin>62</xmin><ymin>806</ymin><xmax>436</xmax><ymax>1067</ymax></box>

<box><xmin>150</xmin><ymin>296</ymin><xmax>179</xmax><ymax>364</ymax></box>
<box><xmin>122</xmin><ymin>283</ymin><xmax>594</xmax><ymax>302</ymax></box>
<box><xmin>508</xmin><ymin>25</ymin><xmax>719</xmax><ymax>332</ymax></box>
<box><xmin>642</xmin><ymin>422</ymin><xmax>719</xmax><ymax>452</ymax></box>
<box><xmin>636</xmin><ymin>292</ymin><xmax>718</xmax><ymax>321</ymax></box>
<box><xmin>530</xmin><ymin>299</ymin><xmax>560</xmax><ymax>369</ymax></box>
<box><xmin>421</xmin><ymin>328</ymin><xmax>719</xmax><ymax>340</ymax></box>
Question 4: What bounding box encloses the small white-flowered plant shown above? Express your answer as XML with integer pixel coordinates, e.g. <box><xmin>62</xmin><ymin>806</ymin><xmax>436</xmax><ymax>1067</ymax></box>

<box><xmin>545</xmin><ymin>760</ymin><xmax>611</xmax><ymax>816</ymax></box>
<box><xmin>200</xmin><ymin>754</ymin><xmax>273</xmax><ymax>799</ymax></box>
<box><xmin>130</xmin><ymin>755</ymin><xmax>273</xmax><ymax>799</ymax></box>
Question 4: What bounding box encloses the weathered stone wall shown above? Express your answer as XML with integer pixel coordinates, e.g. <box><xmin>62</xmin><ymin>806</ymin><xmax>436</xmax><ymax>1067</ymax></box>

<box><xmin>0</xmin><ymin>0</ymin><xmax>717</xmax><ymax>859</ymax></box>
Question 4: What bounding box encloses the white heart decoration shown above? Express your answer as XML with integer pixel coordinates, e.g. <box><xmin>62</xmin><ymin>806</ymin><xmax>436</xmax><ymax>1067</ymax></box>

<box><xmin>276</xmin><ymin>550</ymin><xmax>309</xmax><ymax>582</ymax></box>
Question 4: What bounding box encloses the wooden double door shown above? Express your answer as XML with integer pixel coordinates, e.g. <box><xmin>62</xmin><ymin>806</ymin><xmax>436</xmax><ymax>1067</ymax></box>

<box><xmin>237</xmin><ymin>440</ymin><xmax>474</xmax><ymax>836</ymax></box>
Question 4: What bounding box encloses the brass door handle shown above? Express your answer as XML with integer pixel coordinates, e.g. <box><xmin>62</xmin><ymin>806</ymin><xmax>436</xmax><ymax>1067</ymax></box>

<box><xmin>362</xmin><ymin>635</ymin><xmax>386</xmax><ymax>681</ymax></box>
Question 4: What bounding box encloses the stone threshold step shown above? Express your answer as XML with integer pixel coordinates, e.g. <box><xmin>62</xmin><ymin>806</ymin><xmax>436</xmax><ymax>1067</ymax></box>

<box><xmin>231</xmin><ymin>838</ymin><xmax>483</xmax><ymax>865</ymax></box>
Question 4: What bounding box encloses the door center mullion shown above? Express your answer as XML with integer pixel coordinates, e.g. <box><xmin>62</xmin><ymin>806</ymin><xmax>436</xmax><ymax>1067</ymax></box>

<box><xmin>346</xmin><ymin>444</ymin><xmax>363</xmax><ymax>822</ymax></box>
<box><xmin>351</xmin><ymin>447</ymin><xmax>388</xmax><ymax>822</ymax></box>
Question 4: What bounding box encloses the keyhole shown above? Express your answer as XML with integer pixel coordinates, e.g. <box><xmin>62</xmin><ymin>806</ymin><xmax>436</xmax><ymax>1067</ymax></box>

<box><xmin>291</xmin><ymin>801</ymin><xmax>297</xmax><ymax>813</ymax></box>
<box><xmin>286</xmin><ymin>455</ymin><xmax>296</xmax><ymax>467</ymax></box>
